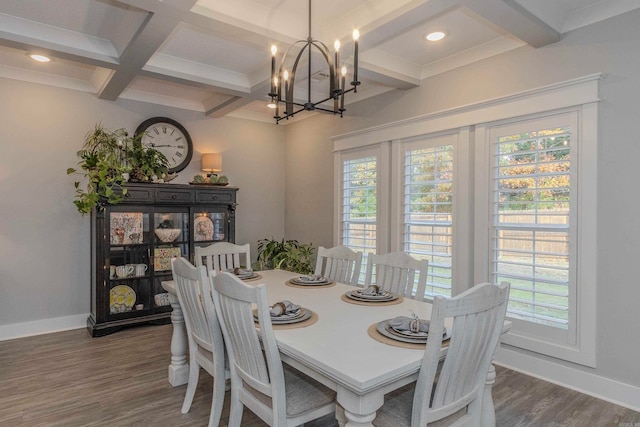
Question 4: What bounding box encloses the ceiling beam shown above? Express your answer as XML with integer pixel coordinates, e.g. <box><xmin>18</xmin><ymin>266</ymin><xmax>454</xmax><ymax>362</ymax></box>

<box><xmin>97</xmin><ymin>1</ymin><xmax>197</xmax><ymax>100</ymax></box>
<box><xmin>461</xmin><ymin>0</ymin><xmax>561</xmax><ymax>48</ymax></box>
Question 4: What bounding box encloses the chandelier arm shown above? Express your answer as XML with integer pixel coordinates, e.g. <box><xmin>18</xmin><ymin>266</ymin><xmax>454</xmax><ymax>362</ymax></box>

<box><xmin>269</xmin><ymin>0</ymin><xmax>360</xmax><ymax>123</ymax></box>
<box><xmin>309</xmin><ymin>40</ymin><xmax>337</xmax><ymax>101</ymax></box>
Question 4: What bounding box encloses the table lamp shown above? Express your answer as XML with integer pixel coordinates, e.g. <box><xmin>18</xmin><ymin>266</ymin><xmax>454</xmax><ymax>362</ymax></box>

<box><xmin>201</xmin><ymin>153</ymin><xmax>222</xmax><ymax>177</ymax></box>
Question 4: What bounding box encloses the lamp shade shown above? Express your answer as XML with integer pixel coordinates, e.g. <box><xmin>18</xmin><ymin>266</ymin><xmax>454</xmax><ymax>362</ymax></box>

<box><xmin>201</xmin><ymin>153</ymin><xmax>222</xmax><ymax>172</ymax></box>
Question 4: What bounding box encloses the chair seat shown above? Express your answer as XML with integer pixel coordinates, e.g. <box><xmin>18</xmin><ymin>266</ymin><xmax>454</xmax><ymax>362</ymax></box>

<box><xmin>374</xmin><ymin>383</ymin><xmax>467</xmax><ymax>427</ymax></box>
<box><xmin>247</xmin><ymin>363</ymin><xmax>336</xmax><ymax>417</ymax></box>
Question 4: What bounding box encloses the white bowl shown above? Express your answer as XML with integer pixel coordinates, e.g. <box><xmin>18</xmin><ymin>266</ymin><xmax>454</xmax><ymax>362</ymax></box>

<box><xmin>155</xmin><ymin>228</ymin><xmax>181</xmax><ymax>243</ymax></box>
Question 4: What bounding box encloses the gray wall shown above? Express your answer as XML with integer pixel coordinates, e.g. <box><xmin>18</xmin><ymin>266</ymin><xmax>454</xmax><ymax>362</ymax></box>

<box><xmin>0</xmin><ymin>80</ymin><xmax>286</xmax><ymax>327</ymax></box>
<box><xmin>283</xmin><ymin>10</ymin><xmax>640</xmax><ymax>392</ymax></box>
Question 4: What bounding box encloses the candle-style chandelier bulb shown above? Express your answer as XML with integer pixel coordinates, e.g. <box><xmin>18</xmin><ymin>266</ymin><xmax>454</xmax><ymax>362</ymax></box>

<box><xmin>267</xmin><ymin>0</ymin><xmax>361</xmax><ymax>123</ymax></box>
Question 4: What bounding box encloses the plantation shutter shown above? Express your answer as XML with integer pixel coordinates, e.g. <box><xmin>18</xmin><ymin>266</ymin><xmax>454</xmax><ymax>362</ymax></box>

<box><xmin>402</xmin><ymin>144</ymin><xmax>454</xmax><ymax>298</ymax></box>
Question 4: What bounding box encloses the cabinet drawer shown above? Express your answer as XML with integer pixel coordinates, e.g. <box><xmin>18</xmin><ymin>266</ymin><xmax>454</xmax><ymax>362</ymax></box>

<box><xmin>155</xmin><ymin>189</ymin><xmax>194</xmax><ymax>204</ymax></box>
<box><xmin>121</xmin><ymin>187</ymin><xmax>153</xmax><ymax>203</ymax></box>
<box><xmin>196</xmin><ymin>190</ymin><xmax>234</xmax><ymax>203</ymax></box>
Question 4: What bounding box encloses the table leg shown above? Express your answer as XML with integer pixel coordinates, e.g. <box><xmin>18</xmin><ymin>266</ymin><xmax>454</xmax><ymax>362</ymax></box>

<box><xmin>337</xmin><ymin>386</ymin><xmax>383</xmax><ymax>427</ymax></box>
<box><xmin>167</xmin><ymin>293</ymin><xmax>189</xmax><ymax>387</ymax></box>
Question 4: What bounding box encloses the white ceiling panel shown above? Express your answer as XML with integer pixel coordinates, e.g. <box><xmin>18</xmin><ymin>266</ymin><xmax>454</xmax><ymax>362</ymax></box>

<box><xmin>0</xmin><ymin>0</ymin><xmax>636</xmax><ymax>124</ymax></box>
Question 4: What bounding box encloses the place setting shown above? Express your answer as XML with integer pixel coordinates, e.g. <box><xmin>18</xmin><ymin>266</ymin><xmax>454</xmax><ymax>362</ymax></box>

<box><xmin>228</xmin><ymin>267</ymin><xmax>261</xmax><ymax>281</ymax></box>
<box><xmin>253</xmin><ymin>300</ymin><xmax>318</xmax><ymax>329</ymax></box>
<box><xmin>341</xmin><ymin>284</ymin><xmax>403</xmax><ymax>306</ymax></box>
<box><xmin>368</xmin><ymin>311</ymin><xmax>451</xmax><ymax>349</ymax></box>
<box><xmin>286</xmin><ymin>274</ymin><xmax>335</xmax><ymax>288</ymax></box>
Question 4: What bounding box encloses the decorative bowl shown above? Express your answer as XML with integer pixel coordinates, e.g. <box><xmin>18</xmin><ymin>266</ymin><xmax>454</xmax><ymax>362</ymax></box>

<box><xmin>154</xmin><ymin>292</ymin><xmax>171</xmax><ymax>307</ymax></box>
<box><xmin>155</xmin><ymin>228</ymin><xmax>181</xmax><ymax>243</ymax></box>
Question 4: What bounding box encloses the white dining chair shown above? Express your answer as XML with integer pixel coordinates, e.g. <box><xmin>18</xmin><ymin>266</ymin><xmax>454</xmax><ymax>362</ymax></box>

<box><xmin>171</xmin><ymin>257</ymin><xmax>229</xmax><ymax>427</ymax></box>
<box><xmin>364</xmin><ymin>251</ymin><xmax>429</xmax><ymax>300</ymax></box>
<box><xmin>194</xmin><ymin>242</ymin><xmax>251</xmax><ymax>272</ymax></box>
<box><xmin>370</xmin><ymin>281</ymin><xmax>511</xmax><ymax>427</ymax></box>
<box><xmin>314</xmin><ymin>245</ymin><xmax>363</xmax><ymax>286</ymax></box>
<box><xmin>210</xmin><ymin>272</ymin><xmax>337</xmax><ymax>427</ymax></box>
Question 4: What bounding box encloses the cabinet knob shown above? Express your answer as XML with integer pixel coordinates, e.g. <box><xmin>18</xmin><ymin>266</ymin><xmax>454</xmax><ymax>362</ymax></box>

<box><xmin>171</xmin><ymin>194</ymin><xmax>177</xmax><ymax>199</ymax></box>
<box><xmin>212</xmin><ymin>195</ymin><xmax>217</xmax><ymax>200</ymax></box>
<box><xmin>125</xmin><ymin>193</ymin><xmax>131</xmax><ymax>198</ymax></box>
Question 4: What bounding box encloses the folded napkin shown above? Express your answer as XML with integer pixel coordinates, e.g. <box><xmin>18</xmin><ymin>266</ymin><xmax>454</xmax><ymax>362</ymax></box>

<box><xmin>388</xmin><ymin>316</ymin><xmax>430</xmax><ymax>333</ymax></box>
<box><xmin>358</xmin><ymin>285</ymin><xmax>382</xmax><ymax>296</ymax></box>
<box><xmin>269</xmin><ymin>300</ymin><xmax>301</xmax><ymax>317</ymax></box>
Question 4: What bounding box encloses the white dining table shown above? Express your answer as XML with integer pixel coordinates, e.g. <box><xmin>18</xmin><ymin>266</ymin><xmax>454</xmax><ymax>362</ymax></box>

<box><xmin>162</xmin><ymin>269</ymin><xmax>509</xmax><ymax>427</ymax></box>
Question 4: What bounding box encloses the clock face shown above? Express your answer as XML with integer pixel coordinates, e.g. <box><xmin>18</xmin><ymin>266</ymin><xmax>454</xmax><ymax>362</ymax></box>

<box><xmin>135</xmin><ymin>117</ymin><xmax>193</xmax><ymax>173</ymax></box>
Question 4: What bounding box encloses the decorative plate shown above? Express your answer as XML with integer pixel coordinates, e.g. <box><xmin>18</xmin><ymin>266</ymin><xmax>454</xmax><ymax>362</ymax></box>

<box><xmin>194</xmin><ymin>216</ymin><xmax>214</xmax><ymax>241</ymax></box>
<box><xmin>110</xmin><ymin>285</ymin><xmax>136</xmax><ymax>314</ymax></box>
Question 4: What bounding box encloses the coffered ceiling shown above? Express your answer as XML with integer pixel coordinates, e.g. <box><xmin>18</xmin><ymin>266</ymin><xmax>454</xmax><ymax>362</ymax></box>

<box><xmin>0</xmin><ymin>0</ymin><xmax>636</xmax><ymax>124</ymax></box>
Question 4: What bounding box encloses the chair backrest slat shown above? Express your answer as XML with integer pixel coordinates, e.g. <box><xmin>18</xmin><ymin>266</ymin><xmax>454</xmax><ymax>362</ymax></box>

<box><xmin>411</xmin><ymin>282</ymin><xmax>510</xmax><ymax>425</ymax></box>
<box><xmin>365</xmin><ymin>251</ymin><xmax>428</xmax><ymax>300</ymax></box>
<box><xmin>195</xmin><ymin>242</ymin><xmax>251</xmax><ymax>273</ymax></box>
<box><xmin>171</xmin><ymin>257</ymin><xmax>225</xmax><ymax>369</ymax></box>
<box><xmin>315</xmin><ymin>246</ymin><xmax>363</xmax><ymax>286</ymax></box>
<box><xmin>211</xmin><ymin>272</ymin><xmax>285</xmax><ymax>400</ymax></box>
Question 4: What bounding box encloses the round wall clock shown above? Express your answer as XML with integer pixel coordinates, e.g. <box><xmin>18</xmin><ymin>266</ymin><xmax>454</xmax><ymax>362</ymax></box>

<box><xmin>135</xmin><ymin>117</ymin><xmax>193</xmax><ymax>173</ymax></box>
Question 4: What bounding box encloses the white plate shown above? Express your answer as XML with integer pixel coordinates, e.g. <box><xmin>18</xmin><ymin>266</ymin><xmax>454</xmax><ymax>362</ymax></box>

<box><xmin>254</xmin><ymin>308</ymin><xmax>310</xmax><ymax>324</ymax></box>
<box><xmin>291</xmin><ymin>278</ymin><xmax>331</xmax><ymax>286</ymax></box>
<box><xmin>346</xmin><ymin>290</ymin><xmax>398</xmax><ymax>302</ymax></box>
<box><xmin>352</xmin><ymin>289</ymin><xmax>393</xmax><ymax>300</ymax></box>
<box><xmin>296</xmin><ymin>275</ymin><xmax>328</xmax><ymax>284</ymax></box>
<box><xmin>376</xmin><ymin>320</ymin><xmax>450</xmax><ymax>344</ymax></box>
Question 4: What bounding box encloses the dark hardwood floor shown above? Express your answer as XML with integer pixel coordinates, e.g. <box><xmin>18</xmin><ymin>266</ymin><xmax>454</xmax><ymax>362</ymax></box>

<box><xmin>1</xmin><ymin>324</ymin><xmax>638</xmax><ymax>426</ymax></box>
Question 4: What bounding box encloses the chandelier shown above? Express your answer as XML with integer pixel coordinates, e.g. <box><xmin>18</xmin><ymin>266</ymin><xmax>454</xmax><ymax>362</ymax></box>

<box><xmin>268</xmin><ymin>0</ymin><xmax>360</xmax><ymax>124</ymax></box>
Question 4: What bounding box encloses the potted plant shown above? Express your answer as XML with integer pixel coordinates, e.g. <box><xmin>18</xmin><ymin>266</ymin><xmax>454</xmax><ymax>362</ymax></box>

<box><xmin>67</xmin><ymin>124</ymin><xmax>130</xmax><ymax>214</ymax></box>
<box><xmin>125</xmin><ymin>133</ymin><xmax>169</xmax><ymax>182</ymax></box>
<box><xmin>254</xmin><ymin>238</ymin><xmax>315</xmax><ymax>274</ymax></box>
<box><xmin>67</xmin><ymin>124</ymin><xmax>170</xmax><ymax>214</ymax></box>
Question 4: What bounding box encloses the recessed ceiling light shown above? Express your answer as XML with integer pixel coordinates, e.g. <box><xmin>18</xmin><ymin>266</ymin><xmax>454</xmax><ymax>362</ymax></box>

<box><xmin>426</xmin><ymin>31</ymin><xmax>446</xmax><ymax>42</ymax></box>
<box><xmin>30</xmin><ymin>54</ymin><xmax>51</xmax><ymax>62</ymax></box>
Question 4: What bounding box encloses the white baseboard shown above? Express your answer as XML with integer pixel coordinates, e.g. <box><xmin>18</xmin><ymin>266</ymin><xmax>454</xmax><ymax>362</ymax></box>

<box><xmin>496</xmin><ymin>345</ymin><xmax>640</xmax><ymax>412</ymax></box>
<box><xmin>0</xmin><ymin>314</ymin><xmax>88</xmax><ymax>341</ymax></box>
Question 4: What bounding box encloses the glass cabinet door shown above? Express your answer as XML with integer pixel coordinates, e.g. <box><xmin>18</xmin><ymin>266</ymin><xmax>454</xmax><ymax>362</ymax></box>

<box><xmin>153</xmin><ymin>210</ymin><xmax>189</xmax><ymax>309</ymax></box>
<box><xmin>107</xmin><ymin>210</ymin><xmax>151</xmax><ymax>316</ymax></box>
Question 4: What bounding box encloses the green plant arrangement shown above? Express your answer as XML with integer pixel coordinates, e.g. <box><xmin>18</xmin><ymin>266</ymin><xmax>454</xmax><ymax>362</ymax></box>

<box><xmin>125</xmin><ymin>134</ymin><xmax>169</xmax><ymax>182</ymax></box>
<box><xmin>67</xmin><ymin>124</ymin><xmax>169</xmax><ymax>215</ymax></box>
<box><xmin>254</xmin><ymin>238</ymin><xmax>315</xmax><ymax>274</ymax></box>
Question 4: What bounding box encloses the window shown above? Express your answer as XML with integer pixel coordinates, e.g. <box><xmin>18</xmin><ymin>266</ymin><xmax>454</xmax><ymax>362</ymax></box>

<box><xmin>335</xmin><ymin>144</ymin><xmax>390</xmax><ymax>283</ymax></box>
<box><xmin>402</xmin><ymin>143</ymin><xmax>454</xmax><ymax>298</ymax></box>
<box><xmin>477</xmin><ymin>107</ymin><xmax>597</xmax><ymax>366</ymax></box>
<box><xmin>342</xmin><ymin>156</ymin><xmax>377</xmax><ymax>260</ymax></box>
<box><xmin>491</xmin><ymin>120</ymin><xmax>572</xmax><ymax>329</ymax></box>
<box><xmin>334</xmin><ymin>75</ymin><xmax>598</xmax><ymax>366</ymax></box>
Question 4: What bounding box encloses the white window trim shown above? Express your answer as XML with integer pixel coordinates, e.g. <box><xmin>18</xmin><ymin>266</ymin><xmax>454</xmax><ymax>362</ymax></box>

<box><xmin>475</xmin><ymin>104</ymin><xmax>598</xmax><ymax>367</ymax></box>
<box><xmin>333</xmin><ymin>143</ymin><xmax>391</xmax><ymax>254</ymax></box>
<box><xmin>390</xmin><ymin>129</ymin><xmax>472</xmax><ymax>297</ymax></box>
<box><xmin>333</xmin><ymin>74</ymin><xmax>599</xmax><ymax>366</ymax></box>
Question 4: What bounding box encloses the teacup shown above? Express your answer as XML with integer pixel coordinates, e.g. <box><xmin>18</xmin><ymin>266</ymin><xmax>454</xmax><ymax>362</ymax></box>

<box><xmin>134</xmin><ymin>264</ymin><xmax>148</xmax><ymax>277</ymax></box>
<box><xmin>116</xmin><ymin>264</ymin><xmax>134</xmax><ymax>278</ymax></box>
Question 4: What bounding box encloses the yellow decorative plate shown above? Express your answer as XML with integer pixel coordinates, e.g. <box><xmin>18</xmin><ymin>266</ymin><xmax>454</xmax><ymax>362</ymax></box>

<box><xmin>110</xmin><ymin>285</ymin><xmax>136</xmax><ymax>314</ymax></box>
